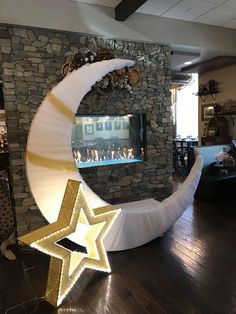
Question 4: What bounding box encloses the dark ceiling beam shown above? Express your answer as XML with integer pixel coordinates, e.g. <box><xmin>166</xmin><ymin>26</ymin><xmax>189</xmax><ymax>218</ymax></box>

<box><xmin>181</xmin><ymin>56</ymin><xmax>236</xmax><ymax>74</ymax></box>
<box><xmin>115</xmin><ymin>0</ymin><xmax>147</xmax><ymax>21</ymax></box>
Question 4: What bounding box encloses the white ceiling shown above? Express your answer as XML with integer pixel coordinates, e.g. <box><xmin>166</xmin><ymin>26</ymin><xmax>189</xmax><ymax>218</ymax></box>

<box><xmin>73</xmin><ymin>0</ymin><xmax>236</xmax><ymax>29</ymax></box>
<box><xmin>1</xmin><ymin>0</ymin><xmax>235</xmax><ymax>72</ymax></box>
<box><xmin>72</xmin><ymin>0</ymin><xmax>236</xmax><ymax>71</ymax></box>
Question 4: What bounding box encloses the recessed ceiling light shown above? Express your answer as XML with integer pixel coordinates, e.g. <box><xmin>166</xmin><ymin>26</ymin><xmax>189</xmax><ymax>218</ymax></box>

<box><xmin>184</xmin><ymin>61</ymin><xmax>193</xmax><ymax>65</ymax></box>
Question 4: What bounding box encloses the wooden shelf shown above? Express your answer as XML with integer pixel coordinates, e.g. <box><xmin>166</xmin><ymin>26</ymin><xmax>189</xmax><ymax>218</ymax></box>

<box><xmin>218</xmin><ymin>111</ymin><xmax>236</xmax><ymax>125</ymax></box>
<box><xmin>201</xmin><ymin>136</ymin><xmax>231</xmax><ymax>146</ymax></box>
<box><xmin>199</xmin><ymin>93</ymin><xmax>217</xmax><ymax>104</ymax></box>
<box><xmin>218</xmin><ymin>111</ymin><xmax>236</xmax><ymax>116</ymax></box>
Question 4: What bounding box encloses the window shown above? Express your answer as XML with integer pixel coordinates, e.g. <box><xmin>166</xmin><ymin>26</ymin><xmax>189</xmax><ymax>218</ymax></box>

<box><xmin>175</xmin><ymin>73</ymin><xmax>198</xmax><ymax>138</ymax></box>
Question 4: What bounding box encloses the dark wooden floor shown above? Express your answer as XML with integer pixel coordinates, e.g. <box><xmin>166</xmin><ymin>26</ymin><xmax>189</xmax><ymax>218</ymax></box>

<box><xmin>0</xmin><ymin>199</ymin><xmax>236</xmax><ymax>314</ymax></box>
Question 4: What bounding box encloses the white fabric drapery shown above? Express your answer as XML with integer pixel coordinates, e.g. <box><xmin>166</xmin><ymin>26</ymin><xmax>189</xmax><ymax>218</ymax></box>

<box><xmin>26</xmin><ymin>59</ymin><xmax>203</xmax><ymax>251</ymax></box>
<box><xmin>104</xmin><ymin>156</ymin><xmax>202</xmax><ymax>251</ymax></box>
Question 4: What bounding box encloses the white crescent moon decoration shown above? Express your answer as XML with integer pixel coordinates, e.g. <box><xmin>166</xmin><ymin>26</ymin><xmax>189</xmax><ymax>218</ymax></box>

<box><xmin>26</xmin><ymin>58</ymin><xmax>203</xmax><ymax>251</ymax></box>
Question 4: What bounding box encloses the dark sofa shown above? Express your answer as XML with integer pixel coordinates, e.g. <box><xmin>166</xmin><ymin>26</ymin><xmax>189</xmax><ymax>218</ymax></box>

<box><xmin>189</xmin><ymin>145</ymin><xmax>236</xmax><ymax>201</ymax></box>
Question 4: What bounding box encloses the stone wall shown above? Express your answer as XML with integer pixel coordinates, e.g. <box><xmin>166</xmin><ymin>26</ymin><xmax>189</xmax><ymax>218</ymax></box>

<box><xmin>0</xmin><ymin>24</ymin><xmax>173</xmax><ymax>235</ymax></box>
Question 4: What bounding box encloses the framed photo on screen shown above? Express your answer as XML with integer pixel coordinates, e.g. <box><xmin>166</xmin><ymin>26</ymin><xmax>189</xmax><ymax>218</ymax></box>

<box><xmin>96</xmin><ymin>122</ymin><xmax>103</xmax><ymax>131</ymax></box>
<box><xmin>84</xmin><ymin>124</ymin><xmax>94</xmax><ymax>135</ymax></box>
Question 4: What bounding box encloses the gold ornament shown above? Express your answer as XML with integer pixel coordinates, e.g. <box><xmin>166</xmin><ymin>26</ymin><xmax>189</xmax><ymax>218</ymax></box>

<box><xmin>128</xmin><ymin>69</ymin><xmax>141</xmax><ymax>85</ymax></box>
<box><xmin>115</xmin><ymin>67</ymin><xmax>126</xmax><ymax>76</ymax></box>
<box><xmin>18</xmin><ymin>180</ymin><xmax>120</xmax><ymax>307</ymax></box>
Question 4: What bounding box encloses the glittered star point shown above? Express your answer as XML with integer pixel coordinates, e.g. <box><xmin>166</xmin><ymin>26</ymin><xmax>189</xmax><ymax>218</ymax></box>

<box><xmin>18</xmin><ymin>180</ymin><xmax>120</xmax><ymax>307</ymax></box>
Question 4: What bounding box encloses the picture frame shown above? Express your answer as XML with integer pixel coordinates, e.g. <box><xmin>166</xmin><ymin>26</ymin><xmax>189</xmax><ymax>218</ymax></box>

<box><xmin>201</xmin><ymin>104</ymin><xmax>215</xmax><ymax>121</ymax></box>
<box><xmin>105</xmin><ymin>121</ymin><xmax>112</xmax><ymax>131</ymax></box>
<box><xmin>123</xmin><ymin>120</ymin><xmax>129</xmax><ymax>129</ymax></box>
<box><xmin>114</xmin><ymin>121</ymin><xmax>121</xmax><ymax>130</ymax></box>
<box><xmin>96</xmin><ymin>122</ymin><xmax>103</xmax><ymax>131</ymax></box>
<box><xmin>84</xmin><ymin>124</ymin><xmax>94</xmax><ymax>135</ymax></box>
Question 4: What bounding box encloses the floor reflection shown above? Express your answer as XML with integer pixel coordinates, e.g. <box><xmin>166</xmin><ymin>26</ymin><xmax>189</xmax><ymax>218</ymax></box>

<box><xmin>1</xmin><ymin>199</ymin><xmax>235</xmax><ymax>313</ymax></box>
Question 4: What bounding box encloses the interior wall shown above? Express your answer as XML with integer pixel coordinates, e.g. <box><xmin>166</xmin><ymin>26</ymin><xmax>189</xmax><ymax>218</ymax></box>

<box><xmin>0</xmin><ymin>83</ymin><xmax>6</xmax><ymax>134</ymax></box>
<box><xmin>0</xmin><ymin>24</ymin><xmax>172</xmax><ymax>235</ymax></box>
<box><xmin>1</xmin><ymin>0</ymin><xmax>236</xmax><ymax>53</ymax></box>
<box><xmin>198</xmin><ymin>64</ymin><xmax>236</xmax><ymax>141</ymax></box>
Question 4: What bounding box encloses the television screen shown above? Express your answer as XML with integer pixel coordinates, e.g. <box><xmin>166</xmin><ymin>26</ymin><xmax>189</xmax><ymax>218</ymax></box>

<box><xmin>72</xmin><ymin>114</ymin><xmax>146</xmax><ymax>168</ymax></box>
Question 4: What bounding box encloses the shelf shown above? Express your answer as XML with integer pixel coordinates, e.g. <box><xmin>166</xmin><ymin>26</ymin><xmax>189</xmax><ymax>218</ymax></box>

<box><xmin>217</xmin><ymin>112</ymin><xmax>236</xmax><ymax>126</ymax></box>
<box><xmin>196</xmin><ymin>91</ymin><xmax>219</xmax><ymax>97</ymax></box>
<box><xmin>201</xmin><ymin>136</ymin><xmax>231</xmax><ymax>146</ymax></box>
<box><xmin>218</xmin><ymin>111</ymin><xmax>236</xmax><ymax>116</ymax></box>
<box><xmin>199</xmin><ymin>93</ymin><xmax>218</xmax><ymax>104</ymax></box>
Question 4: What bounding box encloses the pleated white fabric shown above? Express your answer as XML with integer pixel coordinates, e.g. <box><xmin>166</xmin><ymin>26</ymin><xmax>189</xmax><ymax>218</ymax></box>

<box><xmin>26</xmin><ymin>59</ymin><xmax>134</xmax><ymax>223</ymax></box>
<box><xmin>162</xmin><ymin>155</ymin><xmax>203</xmax><ymax>229</ymax></box>
<box><xmin>26</xmin><ymin>58</ymin><xmax>203</xmax><ymax>251</ymax></box>
<box><xmin>104</xmin><ymin>156</ymin><xmax>203</xmax><ymax>251</ymax></box>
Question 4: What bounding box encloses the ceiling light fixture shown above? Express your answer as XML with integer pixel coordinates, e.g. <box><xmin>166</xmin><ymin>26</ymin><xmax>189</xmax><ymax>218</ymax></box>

<box><xmin>184</xmin><ymin>61</ymin><xmax>193</xmax><ymax>65</ymax></box>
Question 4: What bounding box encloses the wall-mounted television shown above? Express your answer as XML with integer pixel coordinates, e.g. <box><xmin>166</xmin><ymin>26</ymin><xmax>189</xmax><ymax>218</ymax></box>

<box><xmin>72</xmin><ymin>114</ymin><xmax>146</xmax><ymax>168</ymax></box>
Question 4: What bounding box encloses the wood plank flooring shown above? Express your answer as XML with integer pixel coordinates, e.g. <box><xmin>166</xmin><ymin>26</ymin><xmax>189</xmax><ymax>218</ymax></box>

<box><xmin>0</xmin><ymin>199</ymin><xmax>235</xmax><ymax>314</ymax></box>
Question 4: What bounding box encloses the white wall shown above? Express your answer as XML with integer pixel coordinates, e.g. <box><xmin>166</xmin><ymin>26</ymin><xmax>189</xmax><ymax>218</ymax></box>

<box><xmin>199</xmin><ymin>64</ymin><xmax>236</xmax><ymax>140</ymax></box>
<box><xmin>1</xmin><ymin>0</ymin><xmax>236</xmax><ymax>53</ymax></box>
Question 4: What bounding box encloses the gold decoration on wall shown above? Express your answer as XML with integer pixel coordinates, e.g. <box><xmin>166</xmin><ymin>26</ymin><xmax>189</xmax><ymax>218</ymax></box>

<box><xmin>127</xmin><ymin>69</ymin><xmax>141</xmax><ymax>85</ymax></box>
<box><xmin>18</xmin><ymin>180</ymin><xmax>120</xmax><ymax>307</ymax></box>
<box><xmin>61</xmin><ymin>48</ymin><xmax>141</xmax><ymax>92</ymax></box>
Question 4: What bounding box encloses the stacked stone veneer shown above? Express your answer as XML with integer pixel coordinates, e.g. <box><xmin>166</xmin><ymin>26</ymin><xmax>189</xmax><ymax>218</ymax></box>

<box><xmin>0</xmin><ymin>25</ymin><xmax>173</xmax><ymax>235</ymax></box>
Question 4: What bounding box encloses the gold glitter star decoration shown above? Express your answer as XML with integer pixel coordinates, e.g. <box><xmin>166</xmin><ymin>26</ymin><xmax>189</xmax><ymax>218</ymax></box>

<box><xmin>18</xmin><ymin>179</ymin><xmax>120</xmax><ymax>307</ymax></box>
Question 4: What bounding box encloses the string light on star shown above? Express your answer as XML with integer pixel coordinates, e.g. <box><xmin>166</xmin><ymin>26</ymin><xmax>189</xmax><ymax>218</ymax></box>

<box><xmin>18</xmin><ymin>179</ymin><xmax>120</xmax><ymax>307</ymax></box>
